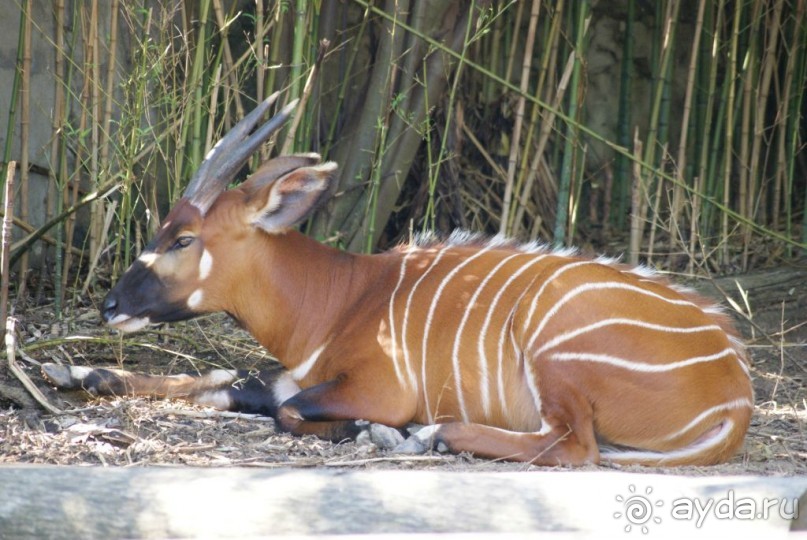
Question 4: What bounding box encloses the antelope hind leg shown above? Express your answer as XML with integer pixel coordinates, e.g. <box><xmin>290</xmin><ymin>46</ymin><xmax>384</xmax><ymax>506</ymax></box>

<box><xmin>396</xmin><ymin>422</ymin><xmax>600</xmax><ymax>466</ymax></box>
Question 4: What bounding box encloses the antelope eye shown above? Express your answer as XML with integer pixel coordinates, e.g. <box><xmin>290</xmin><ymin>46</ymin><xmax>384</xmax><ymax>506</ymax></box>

<box><xmin>171</xmin><ymin>236</ymin><xmax>195</xmax><ymax>251</ymax></box>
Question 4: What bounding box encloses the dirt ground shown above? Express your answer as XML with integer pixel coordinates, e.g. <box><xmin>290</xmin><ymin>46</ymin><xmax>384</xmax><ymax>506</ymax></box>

<box><xmin>1</xmin><ymin>275</ymin><xmax>805</xmax><ymax>477</ymax></box>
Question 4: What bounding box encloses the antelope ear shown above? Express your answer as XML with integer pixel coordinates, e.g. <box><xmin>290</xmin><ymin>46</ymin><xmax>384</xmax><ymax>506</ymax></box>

<box><xmin>246</xmin><ymin>161</ymin><xmax>336</xmax><ymax>232</ymax></box>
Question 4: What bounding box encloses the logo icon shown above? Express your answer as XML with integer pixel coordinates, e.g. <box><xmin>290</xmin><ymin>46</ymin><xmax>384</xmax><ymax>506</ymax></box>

<box><xmin>614</xmin><ymin>484</ymin><xmax>664</xmax><ymax>533</ymax></box>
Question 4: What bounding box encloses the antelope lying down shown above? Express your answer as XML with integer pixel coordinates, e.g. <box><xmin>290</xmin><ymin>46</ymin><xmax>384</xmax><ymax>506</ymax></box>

<box><xmin>43</xmin><ymin>95</ymin><xmax>754</xmax><ymax>466</ymax></box>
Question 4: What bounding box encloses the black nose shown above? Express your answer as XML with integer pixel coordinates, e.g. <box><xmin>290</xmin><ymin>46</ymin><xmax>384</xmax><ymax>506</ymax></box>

<box><xmin>101</xmin><ymin>295</ymin><xmax>118</xmax><ymax>323</ymax></box>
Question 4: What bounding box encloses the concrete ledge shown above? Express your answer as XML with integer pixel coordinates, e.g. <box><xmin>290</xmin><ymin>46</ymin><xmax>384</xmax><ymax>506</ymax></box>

<box><xmin>0</xmin><ymin>466</ymin><xmax>804</xmax><ymax>538</ymax></box>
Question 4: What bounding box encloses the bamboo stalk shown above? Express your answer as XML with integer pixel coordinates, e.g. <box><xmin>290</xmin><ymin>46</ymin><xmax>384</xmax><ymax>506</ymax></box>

<box><xmin>629</xmin><ymin>130</ymin><xmax>643</xmax><ymax>266</ymax></box>
<box><xmin>500</xmin><ymin>0</ymin><xmax>541</xmax><ymax>235</ymax></box>
<box><xmin>189</xmin><ymin>0</ymin><xmax>212</xmax><ymax>173</ymax></box>
<box><xmin>88</xmin><ymin>0</ymin><xmax>102</xmax><ymax>276</ymax></box>
<box><xmin>745</xmin><ymin>0</ymin><xmax>783</xmax><ymax>267</ymax></box>
<box><xmin>670</xmin><ymin>0</ymin><xmax>706</xmax><ymax>256</ymax></box>
<box><xmin>511</xmin><ymin>1</ymin><xmax>561</xmax><ymax>229</ymax></box>
<box><xmin>424</xmin><ymin>2</ymin><xmax>476</xmax><ymax>234</ymax></box>
<box><xmin>722</xmin><ymin>2</ymin><xmax>742</xmax><ymax>266</ymax></box>
<box><xmin>737</xmin><ymin>1</ymin><xmax>759</xmax><ymax>271</ymax></box>
<box><xmin>554</xmin><ymin>0</ymin><xmax>588</xmax><ymax>248</ymax></box>
<box><xmin>503</xmin><ymin>0</ymin><xmax>524</xmax><ymax>87</ymax></box>
<box><xmin>63</xmin><ymin>1</ymin><xmax>89</xmax><ymax>295</ymax></box>
<box><xmin>614</xmin><ymin>0</ymin><xmax>635</xmax><ymax>228</ymax></box>
<box><xmin>256</xmin><ymin>0</ymin><xmax>265</xmax><ymax>104</ymax></box>
<box><xmin>688</xmin><ymin>175</ymin><xmax>703</xmax><ymax>275</ymax></box>
<box><xmin>698</xmin><ymin>2</ymin><xmax>722</xmax><ymax>238</ymax></box>
<box><xmin>643</xmin><ymin>0</ymin><xmax>678</xmax><ymax>172</ymax></box>
<box><xmin>18</xmin><ymin>0</ymin><xmax>32</xmax><ymax>287</ymax></box>
<box><xmin>1</xmin><ymin>7</ymin><xmax>24</xmax><ymax>195</ymax></box>
<box><xmin>100</xmin><ymin>0</ymin><xmax>120</xmax><ymax>183</ymax></box>
<box><xmin>287</xmin><ymin>0</ymin><xmax>307</xmax><ymax>151</ymax></box>
<box><xmin>788</xmin><ymin>0</ymin><xmax>807</xmax><ymax>255</ymax></box>
<box><xmin>323</xmin><ymin>2</ymin><xmax>372</xmax><ymax>157</ymax></box>
<box><xmin>514</xmin><ymin>44</ymin><xmax>574</xmax><ymax>240</ymax></box>
<box><xmin>281</xmin><ymin>40</ymin><xmax>329</xmax><ymax>155</ymax></box>
<box><xmin>51</xmin><ymin>0</ymin><xmax>66</xmax><ymax>317</ymax></box>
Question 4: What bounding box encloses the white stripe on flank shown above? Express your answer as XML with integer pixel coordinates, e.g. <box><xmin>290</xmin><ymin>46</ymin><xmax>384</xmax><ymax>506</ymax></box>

<box><xmin>523</xmin><ymin>352</ymin><xmax>544</xmax><ymax>421</ymax></box>
<box><xmin>452</xmin><ymin>252</ymin><xmax>522</xmax><ymax>419</ymax></box>
<box><xmin>535</xmin><ymin>319</ymin><xmax>723</xmax><ymax>355</ymax></box>
<box><xmin>496</xmin><ymin>274</ymin><xmax>543</xmax><ymax>418</ymax></box>
<box><xmin>550</xmin><ymin>347</ymin><xmax>736</xmax><ymax>372</ymax></box>
<box><xmin>527</xmin><ymin>281</ymin><xmax>698</xmax><ymax>351</ymax></box>
<box><xmin>522</xmin><ymin>260</ymin><xmax>593</xmax><ymax>335</ymax></box>
<box><xmin>388</xmin><ymin>250</ymin><xmax>414</xmax><ymax>390</ymax></box>
<box><xmin>662</xmin><ymin>397</ymin><xmax>754</xmax><ymax>442</ymax></box>
<box><xmin>405</xmin><ymin>247</ymin><xmax>451</xmax><ymax>424</ymax></box>
<box><xmin>601</xmin><ymin>419</ymin><xmax>736</xmax><ymax>465</ymax></box>
<box><xmin>476</xmin><ymin>255</ymin><xmax>547</xmax><ymax>418</ymax></box>
<box><xmin>291</xmin><ymin>344</ymin><xmax>327</xmax><ymax>381</ymax></box>
<box><xmin>422</xmin><ymin>245</ymin><xmax>493</xmax><ymax>424</ymax></box>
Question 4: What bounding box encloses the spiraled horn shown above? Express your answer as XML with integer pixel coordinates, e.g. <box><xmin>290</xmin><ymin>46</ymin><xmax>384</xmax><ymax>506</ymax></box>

<box><xmin>184</xmin><ymin>92</ymin><xmax>299</xmax><ymax>213</ymax></box>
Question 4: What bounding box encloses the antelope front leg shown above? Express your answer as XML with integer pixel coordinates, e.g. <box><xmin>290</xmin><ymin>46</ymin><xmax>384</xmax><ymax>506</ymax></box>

<box><xmin>41</xmin><ymin>362</ymin><xmax>289</xmax><ymax>417</ymax></box>
<box><xmin>275</xmin><ymin>377</ymin><xmax>414</xmax><ymax>449</ymax></box>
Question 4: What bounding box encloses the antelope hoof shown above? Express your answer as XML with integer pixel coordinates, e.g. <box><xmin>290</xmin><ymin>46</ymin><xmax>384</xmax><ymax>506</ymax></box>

<box><xmin>354</xmin><ymin>420</ymin><xmax>406</xmax><ymax>450</ymax></box>
<box><xmin>393</xmin><ymin>424</ymin><xmax>448</xmax><ymax>454</ymax></box>
<box><xmin>41</xmin><ymin>364</ymin><xmax>93</xmax><ymax>391</ymax></box>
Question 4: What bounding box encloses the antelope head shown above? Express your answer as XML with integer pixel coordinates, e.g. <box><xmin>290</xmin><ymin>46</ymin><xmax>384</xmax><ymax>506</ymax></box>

<box><xmin>101</xmin><ymin>93</ymin><xmax>335</xmax><ymax>332</ymax></box>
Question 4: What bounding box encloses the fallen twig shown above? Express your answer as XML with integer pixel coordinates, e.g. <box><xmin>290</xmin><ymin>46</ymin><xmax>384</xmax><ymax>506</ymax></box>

<box><xmin>5</xmin><ymin>317</ymin><xmax>62</xmax><ymax>414</ymax></box>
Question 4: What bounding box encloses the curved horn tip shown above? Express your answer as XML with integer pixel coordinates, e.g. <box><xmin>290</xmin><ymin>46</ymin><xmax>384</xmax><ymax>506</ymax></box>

<box><xmin>281</xmin><ymin>98</ymin><xmax>300</xmax><ymax>115</ymax></box>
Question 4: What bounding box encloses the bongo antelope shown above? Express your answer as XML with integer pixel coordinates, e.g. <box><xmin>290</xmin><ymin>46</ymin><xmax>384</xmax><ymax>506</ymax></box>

<box><xmin>43</xmin><ymin>93</ymin><xmax>754</xmax><ymax>466</ymax></box>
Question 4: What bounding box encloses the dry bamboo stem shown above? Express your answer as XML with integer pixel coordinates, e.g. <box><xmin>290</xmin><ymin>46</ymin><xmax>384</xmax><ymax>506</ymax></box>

<box><xmin>512</xmin><ymin>49</ymin><xmax>575</xmax><ymax>239</ymax></box>
<box><xmin>280</xmin><ymin>40</ymin><xmax>329</xmax><ymax>155</ymax></box>
<box><xmin>513</xmin><ymin>0</ymin><xmax>562</xmax><ymax>231</ymax></box>
<box><xmin>100</xmin><ymin>0</ymin><xmax>119</xmax><ymax>174</ymax></box>
<box><xmin>670</xmin><ymin>0</ymin><xmax>706</xmax><ymax>252</ymax></box>
<box><xmin>89</xmin><ymin>0</ymin><xmax>102</xmax><ymax>269</ymax></box>
<box><xmin>645</xmin><ymin>162</ymin><xmax>665</xmax><ymax>266</ymax></box>
<box><xmin>1</xmin><ymin>162</ymin><xmax>16</xmax><ymax>335</ymax></box>
<box><xmin>499</xmin><ymin>0</ymin><xmax>541</xmax><ymax>235</ymax></box>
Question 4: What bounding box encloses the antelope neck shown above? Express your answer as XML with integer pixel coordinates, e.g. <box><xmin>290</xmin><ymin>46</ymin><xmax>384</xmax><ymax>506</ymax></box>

<box><xmin>223</xmin><ymin>230</ymin><xmax>390</xmax><ymax>368</ymax></box>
